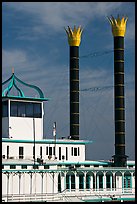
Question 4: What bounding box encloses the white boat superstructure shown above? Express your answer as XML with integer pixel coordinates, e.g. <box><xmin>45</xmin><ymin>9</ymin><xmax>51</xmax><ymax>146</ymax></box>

<box><xmin>2</xmin><ymin>16</ymin><xmax>135</xmax><ymax>202</ymax></box>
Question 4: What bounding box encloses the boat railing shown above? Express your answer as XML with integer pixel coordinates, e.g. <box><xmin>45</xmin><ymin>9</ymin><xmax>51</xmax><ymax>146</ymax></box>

<box><xmin>2</xmin><ymin>187</ymin><xmax>135</xmax><ymax>202</ymax></box>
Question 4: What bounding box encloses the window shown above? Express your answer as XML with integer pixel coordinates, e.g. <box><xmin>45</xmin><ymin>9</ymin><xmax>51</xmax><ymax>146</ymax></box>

<box><xmin>71</xmin><ymin>147</ymin><xmax>73</xmax><ymax>156</ymax></box>
<box><xmin>26</xmin><ymin>102</ymin><xmax>33</xmax><ymax>117</ymax></box>
<box><xmin>19</xmin><ymin>147</ymin><xmax>24</xmax><ymax>159</ymax></box>
<box><xmin>7</xmin><ymin>146</ymin><xmax>9</xmax><ymax>159</ymax></box>
<box><xmin>66</xmin><ymin>147</ymin><xmax>68</xmax><ymax>160</ymax></box>
<box><xmin>46</xmin><ymin>146</ymin><xmax>48</xmax><ymax>155</ymax></box>
<box><xmin>21</xmin><ymin>165</ymin><xmax>27</xmax><ymax>169</ymax></box>
<box><xmin>40</xmin><ymin>146</ymin><xmax>42</xmax><ymax>159</ymax></box>
<box><xmin>10</xmin><ymin>165</ymin><xmax>16</xmax><ymax>169</ymax></box>
<box><xmin>71</xmin><ymin>175</ymin><xmax>75</xmax><ymax>189</ymax></box>
<box><xmin>2</xmin><ymin>101</ymin><xmax>8</xmax><ymax>117</ymax></box>
<box><xmin>33</xmin><ymin>146</ymin><xmax>35</xmax><ymax>159</ymax></box>
<box><xmin>84</xmin><ymin>165</ymin><xmax>90</xmax><ymax>167</ymax></box>
<box><xmin>74</xmin><ymin>148</ymin><xmax>77</xmax><ymax>156</ymax></box>
<box><xmin>79</xmin><ymin>175</ymin><xmax>84</xmax><ymax>189</ymax></box>
<box><xmin>44</xmin><ymin>165</ymin><xmax>49</xmax><ymax>169</ymax></box>
<box><xmin>49</xmin><ymin>147</ymin><xmax>52</xmax><ymax>155</ymax></box>
<box><xmin>34</xmin><ymin>103</ymin><xmax>42</xmax><ymax>118</ymax></box>
<box><xmin>59</xmin><ymin>147</ymin><xmax>61</xmax><ymax>160</ymax></box>
<box><xmin>10</xmin><ymin>101</ymin><xmax>18</xmax><ymax>116</ymax></box>
<box><xmin>33</xmin><ymin>165</ymin><xmax>39</xmax><ymax>169</ymax></box>
<box><xmin>53</xmin><ymin>147</ymin><xmax>55</xmax><ymax>155</ymax></box>
<box><xmin>10</xmin><ymin>101</ymin><xmax>42</xmax><ymax>118</ymax></box>
<box><xmin>78</xmin><ymin>147</ymin><xmax>80</xmax><ymax>156</ymax></box>
<box><xmin>18</xmin><ymin>102</ymin><xmax>25</xmax><ymax>117</ymax></box>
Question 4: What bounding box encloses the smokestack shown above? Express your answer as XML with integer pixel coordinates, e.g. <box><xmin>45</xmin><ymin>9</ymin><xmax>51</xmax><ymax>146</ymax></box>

<box><xmin>65</xmin><ymin>26</ymin><xmax>83</xmax><ymax>140</ymax></box>
<box><xmin>108</xmin><ymin>15</ymin><xmax>128</xmax><ymax>167</ymax></box>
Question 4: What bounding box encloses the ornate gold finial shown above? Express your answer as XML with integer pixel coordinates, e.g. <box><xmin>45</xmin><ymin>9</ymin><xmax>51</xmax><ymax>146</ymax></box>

<box><xmin>12</xmin><ymin>67</ymin><xmax>14</xmax><ymax>74</ymax></box>
<box><xmin>107</xmin><ymin>15</ymin><xmax>128</xmax><ymax>37</ymax></box>
<box><xmin>65</xmin><ymin>25</ymin><xmax>83</xmax><ymax>46</ymax></box>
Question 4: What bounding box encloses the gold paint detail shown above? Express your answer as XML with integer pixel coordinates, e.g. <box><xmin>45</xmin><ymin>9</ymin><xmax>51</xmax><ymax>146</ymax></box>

<box><xmin>70</xmin><ymin>68</ymin><xmax>79</xmax><ymax>71</ymax></box>
<box><xmin>115</xmin><ymin>108</ymin><xmax>125</xmax><ymax>110</ymax></box>
<box><xmin>114</xmin><ymin>72</ymin><xmax>124</xmax><ymax>74</ymax></box>
<box><xmin>114</xmin><ymin>48</ymin><xmax>124</xmax><ymax>51</ymax></box>
<box><xmin>70</xmin><ymin>90</ymin><xmax>79</xmax><ymax>93</ymax></box>
<box><xmin>70</xmin><ymin>101</ymin><xmax>79</xmax><ymax>104</ymax></box>
<box><xmin>71</xmin><ymin>113</ymin><xmax>79</xmax><ymax>115</ymax></box>
<box><xmin>115</xmin><ymin>132</ymin><xmax>125</xmax><ymax>134</ymax></box>
<box><xmin>115</xmin><ymin>84</ymin><xmax>124</xmax><ymax>86</ymax></box>
<box><xmin>70</xmin><ymin>124</ymin><xmax>79</xmax><ymax>126</ymax></box>
<box><xmin>114</xmin><ymin>60</ymin><xmax>124</xmax><ymax>63</ymax></box>
<box><xmin>115</xmin><ymin>96</ymin><xmax>124</xmax><ymax>98</ymax></box>
<box><xmin>115</xmin><ymin>120</ymin><xmax>125</xmax><ymax>122</ymax></box>
<box><xmin>65</xmin><ymin>25</ymin><xmax>83</xmax><ymax>46</ymax></box>
<box><xmin>115</xmin><ymin>144</ymin><xmax>125</xmax><ymax>146</ymax></box>
<box><xmin>108</xmin><ymin>15</ymin><xmax>128</xmax><ymax>37</ymax></box>
<box><xmin>70</xmin><ymin>79</ymin><xmax>79</xmax><ymax>82</ymax></box>
<box><xmin>70</xmin><ymin>57</ymin><xmax>79</xmax><ymax>59</ymax></box>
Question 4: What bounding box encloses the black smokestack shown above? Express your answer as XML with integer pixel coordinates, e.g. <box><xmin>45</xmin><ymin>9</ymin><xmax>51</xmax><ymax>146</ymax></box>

<box><xmin>70</xmin><ymin>46</ymin><xmax>79</xmax><ymax>139</ymax></box>
<box><xmin>108</xmin><ymin>16</ymin><xmax>128</xmax><ymax>167</ymax></box>
<box><xmin>65</xmin><ymin>26</ymin><xmax>83</xmax><ymax>140</ymax></box>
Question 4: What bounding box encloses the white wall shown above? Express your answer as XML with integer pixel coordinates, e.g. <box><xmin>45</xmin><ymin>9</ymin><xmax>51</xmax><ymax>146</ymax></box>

<box><xmin>2</xmin><ymin>118</ymin><xmax>9</xmax><ymax>138</ymax></box>
<box><xmin>9</xmin><ymin>117</ymin><xmax>43</xmax><ymax>140</ymax></box>
<box><xmin>2</xmin><ymin>141</ymin><xmax>85</xmax><ymax>162</ymax></box>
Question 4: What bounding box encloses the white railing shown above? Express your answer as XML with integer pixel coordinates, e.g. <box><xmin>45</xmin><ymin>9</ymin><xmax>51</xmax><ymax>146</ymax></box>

<box><xmin>2</xmin><ymin>188</ymin><xmax>135</xmax><ymax>202</ymax></box>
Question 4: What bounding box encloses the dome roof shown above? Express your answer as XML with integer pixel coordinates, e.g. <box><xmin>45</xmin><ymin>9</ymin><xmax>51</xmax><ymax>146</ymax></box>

<box><xmin>2</xmin><ymin>69</ymin><xmax>49</xmax><ymax>101</ymax></box>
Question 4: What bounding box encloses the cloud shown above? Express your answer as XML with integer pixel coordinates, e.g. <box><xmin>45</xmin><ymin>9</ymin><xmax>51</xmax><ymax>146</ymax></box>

<box><xmin>4</xmin><ymin>2</ymin><xmax>134</xmax><ymax>35</ymax></box>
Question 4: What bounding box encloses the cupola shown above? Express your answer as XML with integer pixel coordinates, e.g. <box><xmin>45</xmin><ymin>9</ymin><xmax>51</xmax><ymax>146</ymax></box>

<box><xmin>2</xmin><ymin>69</ymin><xmax>49</xmax><ymax>140</ymax></box>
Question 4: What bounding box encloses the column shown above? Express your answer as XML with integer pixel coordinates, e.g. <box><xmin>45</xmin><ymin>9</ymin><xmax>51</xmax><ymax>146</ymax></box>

<box><xmin>97</xmin><ymin>175</ymin><xmax>99</xmax><ymax>190</ymax></box>
<box><xmin>94</xmin><ymin>172</ymin><xmax>97</xmax><ymax>190</ymax></box>
<box><xmin>103</xmin><ymin>172</ymin><xmax>106</xmax><ymax>191</ymax></box>
<box><xmin>90</xmin><ymin>174</ymin><xmax>93</xmax><ymax>189</ymax></box>
<box><xmin>75</xmin><ymin>172</ymin><xmax>79</xmax><ymax>192</ymax></box>
<box><xmin>131</xmin><ymin>172</ymin><xmax>135</xmax><ymax>193</ymax></box>
<box><xmin>110</xmin><ymin>175</ymin><xmax>113</xmax><ymax>190</ymax></box>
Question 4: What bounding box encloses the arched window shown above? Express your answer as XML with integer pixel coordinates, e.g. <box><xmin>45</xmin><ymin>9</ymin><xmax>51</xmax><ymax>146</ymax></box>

<box><xmin>58</xmin><ymin>173</ymin><xmax>61</xmax><ymax>192</ymax></box>
<box><xmin>86</xmin><ymin>174</ymin><xmax>90</xmax><ymax>189</ymax></box>
<box><xmin>77</xmin><ymin>172</ymin><xmax>84</xmax><ymax>189</ymax></box>
<box><xmin>96</xmin><ymin>172</ymin><xmax>103</xmax><ymax>189</ymax></box>
<box><xmin>66</xmin><ymin>173</ymin><xmax>75</xmax><ymax>190</ymax></box>
<box><xmin>106</xmin><ymin>171</ymin><xmax>113</xmax><ymax>189</ymax></box>
<box><xmin>124</xmin><ymin>171</ymin><xmax>131</xmax><ymax>189</ymax></box>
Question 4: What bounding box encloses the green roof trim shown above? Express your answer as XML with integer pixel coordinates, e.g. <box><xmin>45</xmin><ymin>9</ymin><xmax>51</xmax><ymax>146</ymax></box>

<box><xmin>2</xmin><ymin>138</ymin><xmax>93</xmax><ymax>145</ymax></box>
<box><xmin>2</xmin><ymin>72</ymin><xmax>49</xmax><ymax>101</ymax></box>
<box><xmin>2</xmin><ymin>95</ymin><xmax>49</xmax><ymax>102</ymax></box>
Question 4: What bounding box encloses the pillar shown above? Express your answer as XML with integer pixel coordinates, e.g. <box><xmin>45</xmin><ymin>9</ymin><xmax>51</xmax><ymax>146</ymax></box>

<box><xmin>103</xmin><ymin>172</ymin><xmax>106</xmax><ymax>190</ymax></box>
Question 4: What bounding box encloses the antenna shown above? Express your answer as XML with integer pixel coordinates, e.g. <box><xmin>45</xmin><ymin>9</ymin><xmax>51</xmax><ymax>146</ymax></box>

<box><xmin>12</xmin><ymin>67</ymin><xmax>14</xmax><ymax>74</ymax></box>
<box><xmin>33</xmin><ymin>118</ymin><xmax>36</xmax><ymax>166</ymax></box>
<box><xmin>53</xmin><ymin>122</ymin><xmax>57</xmax><ymax>159</ymax></box>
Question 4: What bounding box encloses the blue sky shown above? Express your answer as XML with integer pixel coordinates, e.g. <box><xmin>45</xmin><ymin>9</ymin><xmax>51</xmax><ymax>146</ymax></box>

<box><xmin>2</xmin><ymin>2</ymin><xmax>135</xmax><ymax>161</ymax></box>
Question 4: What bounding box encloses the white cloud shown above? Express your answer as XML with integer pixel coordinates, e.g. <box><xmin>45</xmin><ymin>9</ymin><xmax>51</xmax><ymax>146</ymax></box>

<box><xmin>2</xmin><ymin>49</ymin><xmax>27</xmax><ymax>72</ymax></box>
<box><xmin>5</xmin><ymin>2</ymin><xmax>132</xmax><ymax>32</ymax></box>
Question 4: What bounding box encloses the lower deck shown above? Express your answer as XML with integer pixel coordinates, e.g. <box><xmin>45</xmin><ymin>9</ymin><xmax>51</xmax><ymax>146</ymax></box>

<box><xmin>2</xmin><ymin>162</ymin><xmax>135</xmax><ymax>202</ymax></box>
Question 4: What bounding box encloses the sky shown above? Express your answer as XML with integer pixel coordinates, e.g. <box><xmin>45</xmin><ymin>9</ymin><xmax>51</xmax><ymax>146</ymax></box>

<box><xmin>2</xmin><ymin>2</ymin><xmax>135</xmax><ymax>161</ymax></box>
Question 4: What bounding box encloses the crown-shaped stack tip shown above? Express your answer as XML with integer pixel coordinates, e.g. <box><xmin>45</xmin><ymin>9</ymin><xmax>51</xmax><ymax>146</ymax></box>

<box><xmin>107</xmin><ymin>15</ymin><xmax>128</xmax><ymax>37</ymax></box>
<box><xmin>65</xmin><ymin>25</ymin><xmax>83</xmax><ymax>46</ymax></box>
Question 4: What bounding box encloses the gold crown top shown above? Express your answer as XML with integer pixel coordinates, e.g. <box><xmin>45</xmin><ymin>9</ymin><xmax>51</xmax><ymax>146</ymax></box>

<box><xmin>108</xmin><ymin>15</ymin><xmax>128</xmax><ymax>37</ymax></box>
<box><xmin>65</xmin><ymin>25</ymin><xmax>83</xmax><ymax>46</ymax></box>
